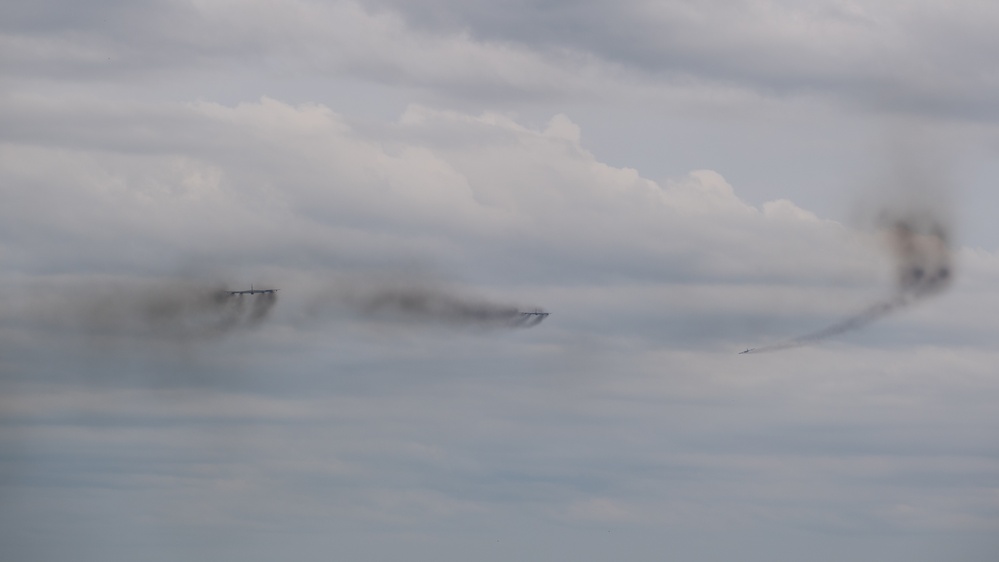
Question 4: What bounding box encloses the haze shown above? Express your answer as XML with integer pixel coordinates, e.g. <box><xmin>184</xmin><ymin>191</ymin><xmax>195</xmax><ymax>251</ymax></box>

<box><xmin>3</xmin><ymin>2</ymin><xmax>999</xmax><ymax>561</ymax></box>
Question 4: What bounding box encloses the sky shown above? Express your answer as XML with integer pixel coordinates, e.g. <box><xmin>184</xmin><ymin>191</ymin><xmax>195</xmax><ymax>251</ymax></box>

<box><xmin>3</xmin><ymin>1</ymin><xmax>999</xmax><ymax>561</ymax></box>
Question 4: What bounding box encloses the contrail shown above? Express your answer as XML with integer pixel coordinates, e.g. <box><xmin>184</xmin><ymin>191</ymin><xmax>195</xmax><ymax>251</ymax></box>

<box><xmin>742</xmin><ymin>216</ymin><xmax>952</xmax><ymax>354</ymax></box>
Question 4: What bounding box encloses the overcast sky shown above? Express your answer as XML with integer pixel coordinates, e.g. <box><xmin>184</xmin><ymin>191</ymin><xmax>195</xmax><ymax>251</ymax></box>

<box><xmin>3</xmin><ymin>1</ymin><xmax>999</xmax><ymax>561</ymax></box>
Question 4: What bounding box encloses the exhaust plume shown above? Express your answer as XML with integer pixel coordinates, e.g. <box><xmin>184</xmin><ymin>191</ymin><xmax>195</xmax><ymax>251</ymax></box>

<box><xmin>23</xmin><ymin>279</ymin><xmax>278</xmax><ymax>342</ymax></box>
<box><xmin>743</xmin><ymin>213</ymin><xmax>953</xmax><ymax>354</ymax></box>
<box><xmin>8</xmin><ymin>273</ymin><xmax>548</xmax><ymax>350</ymax></box>
<box><xmin>741</xmin><ymin>124</ymin><xmax>956</xmax><ymax>354</ymax></box>
<box><xmin>303</xmin><ymin>278</ymin><xmax>549</xmax><ymax>329</ymax></box>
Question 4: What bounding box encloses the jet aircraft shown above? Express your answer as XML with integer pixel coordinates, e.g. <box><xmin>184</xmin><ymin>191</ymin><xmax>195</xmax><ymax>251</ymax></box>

<box><xmin>227</xmin><ymin>285</ymin><xmax>278</xmax><ymax>296</ymax></box>
<box><xmin>520</xmin><ymin>310</ymin><xmax>550</xmax><ymax>319</ymax></box>
<box><xmin>739</xmin><ymin>348</ymin><xmax>755</xmax><ymax>354</ymax></box>
<box><xmin>513</xmin><ymin>309</ymin><xmax>550</xmax><ymax>327</ymax></box>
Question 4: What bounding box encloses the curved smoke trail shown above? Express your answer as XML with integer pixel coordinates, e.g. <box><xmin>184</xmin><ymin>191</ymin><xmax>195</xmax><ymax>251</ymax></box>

<box><xmin>743</xmin><ymin>216</ymin><xmax>952</xmax><ymax>354</ymax></box>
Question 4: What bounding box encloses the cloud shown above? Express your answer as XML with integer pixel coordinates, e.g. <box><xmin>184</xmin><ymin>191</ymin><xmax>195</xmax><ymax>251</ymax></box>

<box><xmin>6</xmin><ymin>95</ymin><xmax>997</xmax><ymax>359</ymax></box>
<box><xmin>366</xmin><ymin>0</ymin><xmax>999</xmax><ymax>115</ymax></box>
<box><xmin>0</xmin><ymin>96</ymin><xmax>878</xmax><ymax>287</ymax></box>
<box><xmin>5</xmin><ymin>0</ymin><xmax>999</xmax><ymax>558</ymax></box>
<box><xmin>4</xmin><ymin>95</ymin><xmax>999</xmax><ymax>561</ymax></box>
<box><xmin>0</xmin><ymin>0</ymin><xmax>602</xmax><ymax>102</ymax></box>
<box><xmin>8</xmin><ymin>0</ymin><xmax>999</xmax><ymax>116</ymax></box>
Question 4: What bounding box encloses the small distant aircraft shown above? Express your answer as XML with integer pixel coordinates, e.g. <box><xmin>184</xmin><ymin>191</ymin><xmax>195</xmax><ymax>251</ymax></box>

<box><xmin>520</xmin><ymin>310</ymin><xmax>550</xmax><ymax>319</ymax></box>
<box><xmin>739</xmin><ymin>348</ymin><xmax>755</xmax><ymax>355</ymax></box>
<box><xmin>227</xmin><ymin>285</ymin><xmax>278</xmax><ymax>296</ymax></box>
<box><xmin>514</xmin><ymin>309</ymin><xmax>550</xmax><ymax>327</ymax></box>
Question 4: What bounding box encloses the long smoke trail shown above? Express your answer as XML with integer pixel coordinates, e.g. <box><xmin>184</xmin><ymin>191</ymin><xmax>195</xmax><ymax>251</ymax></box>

<box><xmin>306</xmin><ymin>278</ymin><xmax>549</xmax><ymax>329</ymax></box>
<box><xmin>21</xmin><ymin>279</ymin><xmax>279</xmax><ymax>342</ymax></box>
<box><xmin>11</xmin><ymin>275</ymin><xmax>547</xmax><ymax>346</ymax></box>
<box><xmin>743</xmin><ymin>216</ymin><xmax>952</xmax><ymax>354</ymax></box>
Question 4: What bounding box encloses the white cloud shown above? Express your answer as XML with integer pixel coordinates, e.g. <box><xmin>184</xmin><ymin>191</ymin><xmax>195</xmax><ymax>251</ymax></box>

<box><xmin>0</xmin><ymin>96</ymin><xmax>853</xmax><ymax>275</ymax></box>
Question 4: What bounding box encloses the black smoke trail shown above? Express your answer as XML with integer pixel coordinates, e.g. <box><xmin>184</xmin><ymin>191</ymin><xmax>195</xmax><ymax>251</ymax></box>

<box><xmin>21</xmin><ymin>279</ymin><xmax>279</xmax><ymax>342</ymax></box>
<box><xmin>291</xmin><ymin>274</ymin><xmax>549</xmax><ymax>330</ymax></box>
<box><xmin>348</xmin><ymin>285</ymin><xmax>548</xmax><ymax>329</ymax></box>
<box><xmin>743</xmin><ymin>216</ymin><xmax>952</xmax><ymax>354</ymax></box>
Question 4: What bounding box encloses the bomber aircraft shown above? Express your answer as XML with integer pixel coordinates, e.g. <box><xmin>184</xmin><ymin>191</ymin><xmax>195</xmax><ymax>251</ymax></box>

<box><xmin>520</xmin><ymin>310</ymin><xmax>550</xmax><ymax>319</ymax></box>
<box><xmin>228</xmin><ymin>285</ymin><xmax>278</xmax><ymax>296</ymax></box>
<box><xmin>513</xmin><ymin>309</ymin><xmax>550</xmax><ymax>327</ymax></box>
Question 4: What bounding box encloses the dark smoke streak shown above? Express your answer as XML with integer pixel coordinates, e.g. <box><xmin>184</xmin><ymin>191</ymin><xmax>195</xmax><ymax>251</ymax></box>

<box><xmin>743</xmin><ymin>295</ymin><xmax>908</xmax><ymax>354</ymax></box>
<box><xmin>11</xmin><ymin>274</ymin><xmax>548</xmax><ymax>351</ymax></box>
<box><xmin>25</xmin><ymin>280</ymin><xmax>278</xmax><ymax>342</ymax></box>
<box><xmin>347</xmin><ymin>285</ymin><xmax>547</xmax><ymax>329</ymax></box>
<box><xmin>743</xmin><ymin>217</ymin><xmax>952</xmax><ymax>354</ymax></box>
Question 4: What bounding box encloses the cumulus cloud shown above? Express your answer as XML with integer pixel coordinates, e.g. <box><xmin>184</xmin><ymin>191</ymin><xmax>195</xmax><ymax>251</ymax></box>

<box><xmin>0</xmin><ymin>97</ymin><xmax>883</xmax><ymax>365</ymax></box>
<box><xmin>7</xmin><ymin>96</ymin><xmax>990</xmax><ymax>357</ymax></box>
<box><xmin>0</xmin><ymin>96</ymin><xmax>874</xmax><ymax>285</ymax></box>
